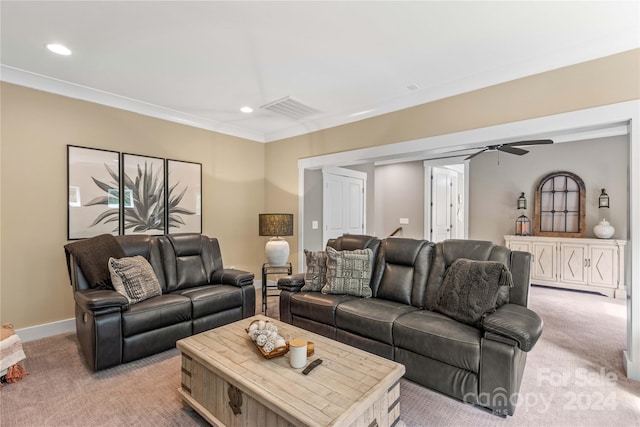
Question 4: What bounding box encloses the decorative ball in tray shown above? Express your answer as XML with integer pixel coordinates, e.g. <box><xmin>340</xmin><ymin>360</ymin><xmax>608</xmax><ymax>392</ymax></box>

<box><xmin>246</xmin><ymin>319</ymin><xmax>289</xmax><ymax>358</ymax></box>
<box><xmin>246</xmin><ymin>319</ymin><xmax>315</xmax><ymax>359</ymax></box>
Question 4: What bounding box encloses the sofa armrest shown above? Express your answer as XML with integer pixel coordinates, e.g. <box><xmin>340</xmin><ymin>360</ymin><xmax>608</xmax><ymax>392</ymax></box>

<box><xmin>277</xmin><ymin>273</ymin><xmax>306</xmax><ymax>292</ymax></box>
<box><xmin>211</xmin><ymin>269</ymin><xmax>255</xmax><ymax>287</ymax></box>
<box><xmin>482</xmin><ymin>303</ymin><xmax>543</xmax><ymax>352</ymax></box>
<box><xmin>74</xmin><ymin>289</ymin><xmax>129</xmax><ymax>312</ymax></box>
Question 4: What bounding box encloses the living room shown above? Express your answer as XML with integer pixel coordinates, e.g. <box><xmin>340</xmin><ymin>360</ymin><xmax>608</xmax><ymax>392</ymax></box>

<box><xmin>1</xmin><ymin>1</ymin><xmax>639</xmax><ymax>426</ymax></box>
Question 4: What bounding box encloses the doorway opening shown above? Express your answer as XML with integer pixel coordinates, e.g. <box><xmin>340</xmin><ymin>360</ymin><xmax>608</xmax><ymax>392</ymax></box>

<box><xmin>425</xmin><ymin>162</ymin><xmax>468</xmax><ymax>242</ymax></box>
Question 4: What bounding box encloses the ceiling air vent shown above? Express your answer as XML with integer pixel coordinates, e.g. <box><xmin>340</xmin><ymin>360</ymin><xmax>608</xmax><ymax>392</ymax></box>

<box><xmin>260</xmin><ymin>96</ymin><xmax>320</xmax><ymax>120</ymax></box>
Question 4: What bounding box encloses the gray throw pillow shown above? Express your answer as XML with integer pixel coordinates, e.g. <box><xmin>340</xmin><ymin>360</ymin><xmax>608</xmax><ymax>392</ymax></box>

<box><xmin>302</xmin><ymin>249</ymin><xmax>328</xmax><ymax>292</ymax></box>
<box><xmin>321</xmin><ymin>247</ymin><xmax>373</xmax><ymax>298</ymax></box>
<box><xmin>435</xmin><ymin>258</ymin><xmax>513</xmax><ymax>327</ymax></box>
<box><xmin>108</xmin><ymin>256</ymin><xmax>162</xmax><ymax>304</ymax></box>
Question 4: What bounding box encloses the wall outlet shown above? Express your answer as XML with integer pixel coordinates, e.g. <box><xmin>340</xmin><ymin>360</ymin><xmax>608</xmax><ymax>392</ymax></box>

<box><xmin>312</xmin><ymin>220</ymin><xmax>319</xmax><ymax>230</ymax></box>
<box><xmin>400</xmin><ymin>218</ymin><xmax>409</xmax><ymax>225</ymax></box>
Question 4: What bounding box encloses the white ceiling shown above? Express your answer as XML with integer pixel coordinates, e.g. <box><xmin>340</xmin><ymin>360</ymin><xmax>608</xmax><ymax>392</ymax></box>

<box><xmin>1</xmin><ymin>1</ymin><xmax>638</xmax><ymax>143</ymax></box>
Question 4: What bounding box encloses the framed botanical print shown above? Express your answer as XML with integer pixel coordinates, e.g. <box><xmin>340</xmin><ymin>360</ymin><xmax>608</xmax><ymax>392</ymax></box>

<box><xmin>122</xmin><ymin>153</ymin><xmax>165</xmax><ymax>235</ymax></box>
<box><xmin>166</xmin><ymin>159</ymin><xmax>202</xmax><ymax>234</ymax></box>
<box><xmin>67</xmin><ymin>145</ymin><xmax>121</xmax><ymax>240</ymax></box>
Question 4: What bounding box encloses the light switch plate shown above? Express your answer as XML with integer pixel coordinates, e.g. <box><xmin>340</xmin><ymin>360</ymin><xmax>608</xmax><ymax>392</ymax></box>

<box><xmin>312</xmin><ymin>221</ymin><xmax>319</xmax><ymax>229</ymax></box>
<box><xmin>400</xmin><ymin>218</ymin><xmax>409</xmax><ymax>225</ymax></box>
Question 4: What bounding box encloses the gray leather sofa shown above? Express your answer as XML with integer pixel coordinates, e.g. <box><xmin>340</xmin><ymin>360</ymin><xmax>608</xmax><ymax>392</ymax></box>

<box><xmin>278</xmin><ymin>235</ymin><xmax>543</xmax><ymax>416</ymax></box>
<box><xmin>66</xmin><ymin>233</ymin><xmax>255</xmax><ymax>371</ymax></box>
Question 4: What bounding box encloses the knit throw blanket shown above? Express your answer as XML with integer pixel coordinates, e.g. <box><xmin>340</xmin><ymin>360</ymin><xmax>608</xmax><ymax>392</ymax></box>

<box><xmin>435</xmin><ymin>258</ymin><xmax>513</xmax><ymax>327</ymax></box>
<box><xmin>64</xmin><ymin>234</ymin><xmax>126</xmax><ymax>290</ymax></box>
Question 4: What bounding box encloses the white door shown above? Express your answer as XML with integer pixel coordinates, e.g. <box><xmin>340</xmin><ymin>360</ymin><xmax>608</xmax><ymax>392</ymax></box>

<box><xmin>322</xmin><ymin>168</ymin><xmax>366</xmax><ymax>243</ymax></box>
<box><xmin>431</xmin><ymin>167</ymin><xmax>456</xmax><ymax>242</ymax></box>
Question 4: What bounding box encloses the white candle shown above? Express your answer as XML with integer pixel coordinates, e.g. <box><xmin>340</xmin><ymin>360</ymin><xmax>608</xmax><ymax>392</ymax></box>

<box><xmin>289</xmin><ymin>338</ymin><xmax>307</xmax><ymax>369</ymax></box>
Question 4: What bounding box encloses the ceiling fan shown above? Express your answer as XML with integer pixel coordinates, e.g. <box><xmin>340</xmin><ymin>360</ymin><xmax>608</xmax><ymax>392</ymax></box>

<box><xmin>463</xmin><ymin>139</ymin><xmax>554</xmax><ymax>160</ymax></box>
<box><xmin>424</xmin><ymin>139</ymin><xmax>554</xmax><ymax>162</ymax></box>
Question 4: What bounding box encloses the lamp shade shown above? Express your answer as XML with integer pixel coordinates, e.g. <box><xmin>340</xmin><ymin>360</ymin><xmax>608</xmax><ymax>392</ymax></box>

<box><xmin>259</xmin><ymin>214</ymin><xmax>293</xmax><ymax>266</ymax></box>
<box><xmin>259</xmin><ymin>214</ymin><xmax>293</xmax><ymax>237</ymax></box>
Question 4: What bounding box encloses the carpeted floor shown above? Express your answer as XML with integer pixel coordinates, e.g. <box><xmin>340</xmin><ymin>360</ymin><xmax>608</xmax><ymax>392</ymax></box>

<box><xmin>1</xmin><ymin>286</ymin><xmax>638</xmax><ymax>426</ymax></box>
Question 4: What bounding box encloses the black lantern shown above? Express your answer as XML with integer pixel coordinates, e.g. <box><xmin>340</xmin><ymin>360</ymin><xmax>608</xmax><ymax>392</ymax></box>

<box><xmin>517</xmin><ymin>192</ymin><xmax>527</xmax><ymax>210</ymax></box>
<box><xmin>598</xmin><ymin>189</ymin><xmax>610</xmax><ymax>209</ymax></box>
<box><xmin>515</xmin><ymin>192</ymin><xmax>531</xmax><ymax>235</ymax></box>
<box><xmin>515</xmin><ymin>214</ymin><xmax>531</xmax><ymax>236</ymax></box>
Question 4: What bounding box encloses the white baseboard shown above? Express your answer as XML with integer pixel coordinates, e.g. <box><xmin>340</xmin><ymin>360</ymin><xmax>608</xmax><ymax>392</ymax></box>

<box><xmin>15</xmin><ymin>318</ymin><xmax>75</xmax><ymax>342</ymax></box>
<box><xmin>13</xmin><ymin>282</ymin><xmax>267</xmax><ymax>343</ymax></box>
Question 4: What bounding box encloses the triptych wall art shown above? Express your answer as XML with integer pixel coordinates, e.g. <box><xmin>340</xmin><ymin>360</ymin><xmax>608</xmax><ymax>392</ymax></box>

<box><xmin>67</xmin><ymin>145</ymin><xmax>202</xmax><ymax>240</ymax></box>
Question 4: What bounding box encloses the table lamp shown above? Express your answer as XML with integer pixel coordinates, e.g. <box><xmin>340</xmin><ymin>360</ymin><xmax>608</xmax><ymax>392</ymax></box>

<box><xmin>259</xmin><ymin>213</ymin><xmax>294</xmax><ymax>266</ymax></box>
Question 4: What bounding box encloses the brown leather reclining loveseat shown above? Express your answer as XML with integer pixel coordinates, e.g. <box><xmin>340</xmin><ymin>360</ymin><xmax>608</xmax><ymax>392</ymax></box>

<box><xmin>278</xmin><ymin>235</ymin><xmax>543</xmax><ymax>416</ymax></box>
<box><xmin>65</xmin><ymin>233</ymin><xmax>255</xmax><ymax>371</ymax></box>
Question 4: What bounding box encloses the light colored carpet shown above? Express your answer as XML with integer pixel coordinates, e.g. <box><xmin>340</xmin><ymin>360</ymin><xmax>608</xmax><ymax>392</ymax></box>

<box><xmin>1</xmin><ymin>286</ymin><xmax>638</xmax><ymax>426</ymax></box>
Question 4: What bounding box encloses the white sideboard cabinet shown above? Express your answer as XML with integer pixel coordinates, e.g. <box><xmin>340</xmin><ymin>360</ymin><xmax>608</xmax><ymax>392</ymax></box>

<box><xmin>504</xmin><ymin>235</ymin><xmax>626</xmax><ymax>299</ymax></box>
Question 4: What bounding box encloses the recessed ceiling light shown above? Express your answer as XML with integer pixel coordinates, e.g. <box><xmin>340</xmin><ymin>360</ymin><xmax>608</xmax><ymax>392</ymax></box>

<box><xmin>46</xmin><ymin>43</ymin><xmax>72</xmax><ymax>56</ymax></box>
<box><xmin>240</xmin><ymin>106</ymin><xmax>253</xmax><ymax>113</ymax></box>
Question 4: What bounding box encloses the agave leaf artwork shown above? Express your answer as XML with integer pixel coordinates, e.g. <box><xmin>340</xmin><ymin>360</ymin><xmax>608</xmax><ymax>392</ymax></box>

<box><xmin>122</xmin><ymin>162</ymin><xmax>165</xmax><ymax>232</ymax></box>
<box><xmin>86</xmin><ymin>162</ymin><xmax>196</xmax><ymax>232</ymax></box>
<box><xmin>167</xmin><ymin>182</ymin><xmax>194</xmax><ymax>229</ymax></box>
<box><xmin>83</xmin><ymin>163</ymin><xmax>121</xmax><ymax>232</ymax></box>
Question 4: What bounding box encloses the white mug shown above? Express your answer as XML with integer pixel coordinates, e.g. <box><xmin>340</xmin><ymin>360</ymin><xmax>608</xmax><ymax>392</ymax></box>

<box><xmin>289</xmin><ymin>338</ymin><xmax>307</xmax><ymax>369</ymax></box>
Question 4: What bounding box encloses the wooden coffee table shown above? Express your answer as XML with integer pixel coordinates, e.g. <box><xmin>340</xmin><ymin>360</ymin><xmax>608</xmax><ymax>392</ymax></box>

<box><xmin>177</xmin><ymin>315</ymin><xmax>405</xmax><ymax>427</ymax></box>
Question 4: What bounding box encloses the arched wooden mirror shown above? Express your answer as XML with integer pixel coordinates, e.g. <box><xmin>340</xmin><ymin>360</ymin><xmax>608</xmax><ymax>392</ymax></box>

<box><xmin>534</xmin><ymin>171</ymin><xmax>586</xmax><ymax>237</ymax></box>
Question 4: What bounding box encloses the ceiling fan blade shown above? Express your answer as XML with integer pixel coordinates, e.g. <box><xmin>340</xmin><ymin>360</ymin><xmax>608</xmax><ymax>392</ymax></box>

<box><xmin>465</xmin><ymin>148</ymin><xmax>488</xmax><ymax>160</ymax></box>
<box><xmin>498</xmin><ymin>145</ymin><xmax>528</xmax><ymax>156</ymax></box>
<box><xmin>506</xmin><ymin>139</ymin><xmax>554</xmax><ymax>147</ymax></box>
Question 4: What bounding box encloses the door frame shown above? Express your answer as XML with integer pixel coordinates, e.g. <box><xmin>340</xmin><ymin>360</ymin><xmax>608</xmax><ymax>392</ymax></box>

<box><xmin>321</xmin><ymin>166</ymin><xmax>367</xmax><ymax>245</ymax></box>
<box><xmin>424</xmin><ymin>159</ymin><xmax>470</xmax><ymax>241</ymax></box>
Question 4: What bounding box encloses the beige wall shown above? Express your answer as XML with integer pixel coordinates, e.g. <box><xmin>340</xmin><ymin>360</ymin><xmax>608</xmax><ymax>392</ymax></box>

<box><xmin>266</xmin><ymin>49</ymin><xmax>640</xmax><ymax>270</ymax></box>
<box><xmin>0</xmin><ymin>83</ymin><xmax>265</xmax><ymax>329</ymax></box>
<box><xmin>375</xmin><ymin>161</ymin><xmax>425</xmax><ymax>239</ymax></box>
<box><xmin>1</xmin><ymin>49</ymin><xmax>638</xmax><ymax>330</ymax></box>
<box><xmin>469</xmin><ymin>135</ymin><xmax>629</xmax><ymax>243</ymax></box>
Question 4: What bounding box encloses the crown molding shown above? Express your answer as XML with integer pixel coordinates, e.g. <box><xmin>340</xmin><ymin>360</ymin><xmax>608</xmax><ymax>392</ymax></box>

<box><xmin>0</xmin><ymin>65</ymin><xmax>267</xmax><ymax>143</ymax></box>
<box><xmin>1</xmin><ymin>22</ymin><xmax>637</xmax><ymax>145</ymax></box>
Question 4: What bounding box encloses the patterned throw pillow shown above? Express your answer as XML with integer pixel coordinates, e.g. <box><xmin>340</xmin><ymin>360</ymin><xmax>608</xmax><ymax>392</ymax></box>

<box><xmin>108</xmin><ymin>256</ymin><xmax>162</xmax><ymax>304</ymax></box>
<box><xmin>321</xmin><ymin>247</ymin><xmax>373</xmax><ymax>298</ymax></box>
<box><xmin>302</xmin><ymin>250</ymin><xmax>328</xmax><ymax>292</ymax></box>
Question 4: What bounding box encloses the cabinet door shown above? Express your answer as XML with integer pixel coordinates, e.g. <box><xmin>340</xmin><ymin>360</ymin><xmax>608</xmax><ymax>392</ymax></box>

<box><xmin>532</xmin><ymin>242</ymin><xmax>556</xmax><ymax>283</ymax></box>
<box><xmin>589</xmin><ymin>245</ymin><xmax>618</xmax><ymax>288</ymax></box>
<box><xmin>560</xmin><ymin>243</ymin><xmax>588</xmax><ymax>285</ymax></box>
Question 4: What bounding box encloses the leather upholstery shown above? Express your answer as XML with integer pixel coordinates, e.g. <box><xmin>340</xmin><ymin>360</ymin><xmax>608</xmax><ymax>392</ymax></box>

<box><xmin>159</xmin><ymin>234</ymin><xmax>220</xmax><ymax>291</ymax></box>
<box><xmin>336</xmin><ymin>298</ymin><xmax>417</xmax><ymax>344</ymax></box>
<box><xmin>396</xmin><ymin>347</ymin><xmax>479</xmax><ymax>403</ymax></box>
<box><xmin>291</xmin><ymin>292</ymin><xmax>356</xmax><ymax>325</ymax></box>
<box><xmin>394</xmin><ymin>310</ymin><xmax>481</xmax><ymax>373</ymax></box>
<box><xmin>373</xmin><ymin>238</ymin><xmax>434</xmax><ymax>307</ymax></box>
<box><xmin>65</xmin><ymin>233</ymin><xmax>255</xmax><ymax>371</ymax></box>
<box><xmin>336</xmin><ymin>329</ymin><xmax>394</xmax><ymax>359</ymax></box>
<box><xmin>122</xmin><ymin>294</ymin><xmax>192</xmax><ymax>337</ymax></box>
<box><xmin>482</xmin><ymin>303</ymin><xmax>544</xmax><ymax>351</ymax></box>
<box><xmin>277</xmin><ymin>234</ymin><xmax>542</xmax><ymax>417</ymax></box>
<box><xmin>173</xmin><ymin>285</ymin><xmax>242</xmax><ymax>318</ymax></box>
